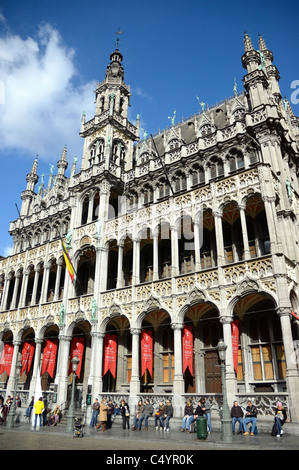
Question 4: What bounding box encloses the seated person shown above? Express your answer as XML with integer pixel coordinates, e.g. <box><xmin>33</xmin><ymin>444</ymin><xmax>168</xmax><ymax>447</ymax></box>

<box><xmin>242</xmin><ymin>400</ymin><xmax>257</xmax><ymax>435</ymax></box>
<box><xmin>159</xmin><ymin>400</ymin><xmax>173</xmax><ymax>432</ymax></box>
<box><xmin>47</xmin><ymin>406</ymin><xmax>61</xmax><ymax>426</ymax></box>
<box><xmin>274</xmin><ymin>401</ymin><xmax>288</xmax><ymax>437</ymax></box>
<box><xmin>186</xmin><ymin>400</ymin><xmax>203</xmax><ymax>432</ymax></box>
<box><xmin>181</xmin><ymin>401</ymin><xmax>194</xmax><ymax>432</ymax></box>
<box><xmin>154</xmin><ymin>402</ymin><xmax>165</xmax><ymax>430</ymax></box>
<box><xmin>231</xmin><ymin>400</ymin><xmax>244</xmax><ymax>434</ymax></box>
<box><xmin>138</xmin><ymin>399</ymin><xmax>153</xmax><ymax>430</ymax></box>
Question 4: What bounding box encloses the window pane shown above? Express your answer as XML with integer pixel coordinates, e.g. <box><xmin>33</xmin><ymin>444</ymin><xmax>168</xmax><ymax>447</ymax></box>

<box><xmin>276</xmin><ymin>345</ymin><xmax>286</xmax><ymax>379</ymax></box>
<box><xmin>251</xmin><ymin>346</ymin><xmax>262</xmax><ymax>379</ymax></box>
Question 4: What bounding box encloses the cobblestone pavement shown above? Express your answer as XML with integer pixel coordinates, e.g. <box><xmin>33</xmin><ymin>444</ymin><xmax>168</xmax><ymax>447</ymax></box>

<box><xmin>0</xmin><ymin>420</ymin><xmax>298</xmax><ymax>454</ymax></box>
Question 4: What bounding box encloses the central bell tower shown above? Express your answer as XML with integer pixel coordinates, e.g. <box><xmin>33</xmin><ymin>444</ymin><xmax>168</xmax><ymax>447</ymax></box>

<box><xmin>80</xmin><ymin>46</ymin><xmax>139</xmax><ymax>172</ymax></box>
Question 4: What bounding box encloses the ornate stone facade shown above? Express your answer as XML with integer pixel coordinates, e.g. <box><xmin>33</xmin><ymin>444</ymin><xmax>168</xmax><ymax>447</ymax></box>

<box><xmin>1</xmin><ymin>34</ymin><xmax>299</xmax><ymax>422</ymax></box>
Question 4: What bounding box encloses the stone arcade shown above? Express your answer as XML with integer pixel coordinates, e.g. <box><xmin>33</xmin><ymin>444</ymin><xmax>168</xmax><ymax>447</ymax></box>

<box><xmin>1</xmin><ymin>34</ymin><xmax>299</xmax><ymax>426</ymax></box>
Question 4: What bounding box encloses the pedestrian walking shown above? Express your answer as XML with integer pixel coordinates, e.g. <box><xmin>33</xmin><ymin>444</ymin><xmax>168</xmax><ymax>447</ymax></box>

<box><xmin>107</xmin><ymin>400</ymin><xmax>114</xmax><ymax>429</ymax></box>
<box><xmin>96</xmin><ymin>398</ymin><xmax>108</xmax><ymax>432</ymax></box>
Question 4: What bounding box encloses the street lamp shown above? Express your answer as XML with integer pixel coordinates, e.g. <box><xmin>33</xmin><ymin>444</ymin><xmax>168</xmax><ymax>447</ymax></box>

<box><xmin>6</xmin><ymin>360</ymin><xmax>22</xmax><ymax>429</ymax></box>
<box><xmin>66</xmin><ymin>355</ymin><xmax>80</xmax><ymax>433</ymax></box>
<box><xmin>217</xmin><ymin>339</ymin><xmax>233</xmax><ymax>443</ymax></box>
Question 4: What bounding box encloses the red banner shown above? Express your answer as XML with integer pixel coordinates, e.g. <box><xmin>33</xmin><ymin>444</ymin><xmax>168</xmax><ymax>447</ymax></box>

<box><xmin>183</xmin><ymin>325</ymin><xmax>193</xmax><ymax>376</ymax></box>
<box><xmin>103</xmin><ymin>334</ymin><xmax>117</xmax><ymax>378</ymax></box>
<box><xmin>291</xmin><ymin>311</ymin><xmax>299</xmax><ymax>320</ymax></box>
<box><xmin>231</xmin><ymin>319</ymin><xmax>240</xmax><ymax>374</ymax></box>
<box><xmin>0</xmin><ymin>343</ymin><xmax>14</xmax><ymax>376</ymax></box>
<box><xmin>141</xmin><ymin>330</ymin><xmax>153</xmax><ymax>377</ymax></box>
<box><xmin>68</xmin><ymin>337</ymin><xmax>85</xmax><ymax>378</ymax></box>
<box><xmin>41</xmin><ymin>339</ymin><xmax>58</xmax><ymax>378</ymax></box>
<box><xmin>21</xmin><ymin>341</ymin><xmax>35</xmax><ymax>375</ymax></box>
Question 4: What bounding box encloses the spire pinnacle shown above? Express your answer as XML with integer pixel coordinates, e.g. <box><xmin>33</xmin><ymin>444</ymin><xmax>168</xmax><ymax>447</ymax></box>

<box><xmin>244</xmin><ymin>32</ymin><xmax>254</xmax><ymax>52</ymax></box>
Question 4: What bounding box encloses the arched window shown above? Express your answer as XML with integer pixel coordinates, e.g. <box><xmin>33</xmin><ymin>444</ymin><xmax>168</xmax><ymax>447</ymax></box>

<box><xmin>228</xmin><ymin>149</ymin><xmax>244</xmax><ymax>172</ymax></box>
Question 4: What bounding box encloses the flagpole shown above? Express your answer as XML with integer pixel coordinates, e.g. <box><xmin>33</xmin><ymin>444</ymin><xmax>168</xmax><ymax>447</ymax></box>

<box><xmin>150</xmin><ymin>134</ymin><xmax>175</xmax><ymax>196</ymax></box>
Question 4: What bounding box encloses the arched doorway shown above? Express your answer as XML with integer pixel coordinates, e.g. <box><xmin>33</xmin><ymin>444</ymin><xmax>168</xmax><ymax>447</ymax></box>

<box><xmin>102</xmin><ymin>315</ymin><xmax>130</xmax><ymax>392</ymax></box>
<box><xmin>67</xmin><ymin>321</ymin><xmax>91</xmax><ymax>408</ymax></box>
<box><xmin>141</xmin><ymin>310</ymin><xmax>173</xmax><ymax>393</ymax></box>
<box><xmin>233</xmin><ymin>293</ymin><xmax>285</xmax><ymax>393</ymax></box>
<box><xmin>184</xmin><ymin>302</ymin><xmax>222</xmax><ymax>393</ymax></box>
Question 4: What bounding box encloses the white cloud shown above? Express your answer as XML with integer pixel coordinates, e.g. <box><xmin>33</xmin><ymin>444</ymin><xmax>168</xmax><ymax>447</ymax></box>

<box><xmin>0</xmin><ymin>20</ymin><xmax>96</xmax><ymax>161</ymax></box>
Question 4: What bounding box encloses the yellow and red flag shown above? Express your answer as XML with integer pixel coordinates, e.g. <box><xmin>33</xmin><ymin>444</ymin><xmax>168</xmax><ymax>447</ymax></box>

<box><xmin>61</xmin><ymin>239</ymin><xmax>75</xmax><ymax>282</ymax></box>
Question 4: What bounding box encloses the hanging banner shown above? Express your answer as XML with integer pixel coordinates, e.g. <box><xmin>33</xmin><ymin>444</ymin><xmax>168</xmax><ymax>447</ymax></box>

<box><xmin>291</xmin><ymin>311</ymin><xmax>299</xmax><ymax>320</ymax></box>
<box><xmin>68</xmin><ymin>337</ymin><xmax>85</xmax><ymax>378</ymax></box>
<box><xmin>41</xmin><ymin>339</ymin><xmax>58</xmax><ymax>378</ymax></box>
<box><xmin>0</xmin><ymin>343</ymin><xmax>14</xmax><ymax>376</ymax></box>
<box><xmin>141</xmin><ymin>329</ymin><xmax>153</xmax><ymax>377</ymax></box>
<box><xmin>231</xmin><ymin>318</ymin><xmax>240</xmax><ymax>374</ymax></box>
<box><xmin>21</xmin><ymin>341</ymin><xmax>35</xmax><ymax>375</ymax></box>
<box><xmin>103</xmin><ymin>334</ymin><xmax>117</xmax><ymax>378</ymax></box>
<box><xmin>183</xmin><ymin>325</ymin><xmax>193</xmax><ymax>376</ymax></box>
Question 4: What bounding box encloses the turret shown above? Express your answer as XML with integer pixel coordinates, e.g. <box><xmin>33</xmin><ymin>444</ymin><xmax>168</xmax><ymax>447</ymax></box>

<box><xmin>241</xmin><ymin>32</ymin><xmax>269</xmax><ymax>109</ymax></box>
<box><xmin>20</xmin><ymin>157</ymin><xmax>39</xmax><ymax>216</ymax></box>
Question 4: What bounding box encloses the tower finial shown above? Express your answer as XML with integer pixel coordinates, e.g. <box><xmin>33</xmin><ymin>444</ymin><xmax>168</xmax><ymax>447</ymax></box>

<box><xmin>115</xmin><ymin>28</ymin><xmax>123</xmax><ymax>49</ymax></box>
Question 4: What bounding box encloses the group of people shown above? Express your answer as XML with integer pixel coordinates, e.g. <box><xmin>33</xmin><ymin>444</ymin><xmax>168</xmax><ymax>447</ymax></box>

<box><xmin>0</xmin><ymin>395</ymin><xmax>21</xmax><ymax>424</ymax></box>
<box><xmin>89</xmin><ymin>397</ymin><xmax>173</xmax><ymax>433</ymax></box>
<box><xmin>181</xmin><ymin>398</ymin><xmax>212</xmax><ymax>433</ymax></box>
<box><xmin>1</xmin><ymin>394</ymin><xmax>62</xmax><ymax>429</ymax></box>
<box><xmin>28</xmin><ymin>396</ymin><xmax>62</xmax><ymax>428</ymax></box>
<box><xmin>231</xmin><ymin>399</ymin><xmax>288</xmax><ymax>437</ymax></box>
<box><xmin>89</xmin><ymin>396</ymin><xmax>288</xmax><ymax>438</ymax></box>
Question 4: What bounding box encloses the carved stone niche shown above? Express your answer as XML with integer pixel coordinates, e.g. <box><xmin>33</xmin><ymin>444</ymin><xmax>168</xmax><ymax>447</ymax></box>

<box><xmin>144</xmin><ymin>294</ymin><xmax>161</xmax><ymax>313</ymax></box>
<box><xmin>236</xmin><ymin>276</ymin><xmax>260</xmax><ymax>296</ymax></box>
<box><xmin>187</xmin><ymin>286</ymin><xmax>207</xmax><ymax>305</ymax></box>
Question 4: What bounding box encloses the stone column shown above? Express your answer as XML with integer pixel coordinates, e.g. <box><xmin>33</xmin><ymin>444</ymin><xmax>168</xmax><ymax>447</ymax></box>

<box><xmin>129</xmin><ymin>328</ymin><xmax>141</xmax><ymax>395</ymax></box>
<box><xmin>213</xmin><ymin>211</ymin><xmax>225</xmax><ymax>265</ymax></box>
<box><xmin>56</xmin><ymin>335</ymin><xmax>72</xmax><ymax>406</ymax></box>
<box><xmin>220</xmin><ymin>316</ymin><xmax>237</xmax><ymax>404</ymax></box>
<box><xmin>116</xmin><ymin>242</ymin><xmax>124</xmax><ymax>288</ymax></box>
<box><xmin>19</xmin><ymin>268</ymin><xmax>30</xmax><ymax>308</ymax></box>
<box><xmin>153</xmin><ymin>234</ymin><xmax>159</xmax><ymax>281</ymax></box>
<box><xmin>239</xmin><ymin>204</ymin><xmax>251</xmax><ymax>260</ymax></box>
<box><xmin>53</xmin><ymin>261</ymin><xmax>63</xmax><ymax>301</ymax></box>
<box><xmin>132</xmin><ymin>239</ymin><xmax>140</xmax><ymax>285</ymax></box>
<box><xmin>6</xmin><ymin>340</ymin><xmax>21</xmax><ymax>396</ymax></box>
<box><xmin>171</xmin><ymin>226</ymin><xmax>179</xmax><ymax>276</ymax></box>
<box><xmin>10</xmin><ymin>274</ymin><xmax>20</xmax><ymax>309</ymax></box>
<box><xmin>277</xmin><ymin>308</ymin><xmax>299</xmax><ymax>422</ymax></box>
<box><xmin>31</xmin><ymin>267</ymin><xmax>40</xmax><ymax>305</ymax></box>
<box><xmin>29</xmin><ymin>338</ymin><xmax>43</xmax><ymax>398</ymax></box>
<box><xmin>171</xmin><ymin>322</ymin><xmax>185</xmax><ymax>417</ymax></box>
<box><xmin>0</xmin><ymin>274</ymin><xmax>11</xmax><ymax>311</ymax></box>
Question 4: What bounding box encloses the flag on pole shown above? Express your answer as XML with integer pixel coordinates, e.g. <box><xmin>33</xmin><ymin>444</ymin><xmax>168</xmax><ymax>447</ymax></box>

<box><xmin>31</xmin><ymin>365</ymin><xmax>43</xmax><ymax>429</ymax></box>
<box><xmin>61</xmin><ymin>239</ymin><xmax>75</xmax><ymax>282</ymax></box>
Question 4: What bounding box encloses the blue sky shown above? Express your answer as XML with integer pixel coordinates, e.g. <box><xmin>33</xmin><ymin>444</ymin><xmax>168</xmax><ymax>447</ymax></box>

<box><xmin>0</xmin><ymin>0</ymin><xmax>298</xmax><ymax>256</ymax></box>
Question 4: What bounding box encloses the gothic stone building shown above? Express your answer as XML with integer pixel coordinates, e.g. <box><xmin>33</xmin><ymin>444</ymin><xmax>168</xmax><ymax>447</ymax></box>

<box><xmin>1</xmin><ymin>34</ymin><xmax>299</xmax><ymax>424</ymax></box>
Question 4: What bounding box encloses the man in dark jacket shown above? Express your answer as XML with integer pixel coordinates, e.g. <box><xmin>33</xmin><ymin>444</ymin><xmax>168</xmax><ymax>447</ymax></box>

<box><xmin>160</xmin><ymin>400</ymin><xmax>173</xmax><ymax>432</ymax></box>
<box><xmin>242</xmin><ymin>400</ymin><xmax>258</xmax><ymax>435</ymax></box>
<box><xmin>230</xmin><ymin>400</ymin><xmax>244</xmax><ymax>433</ymax></box>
